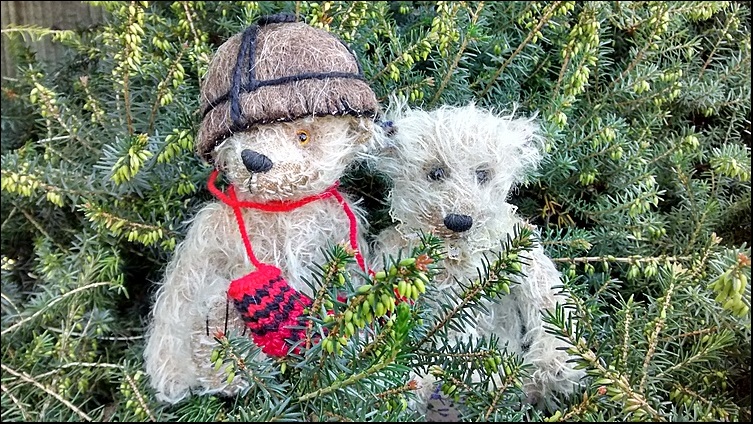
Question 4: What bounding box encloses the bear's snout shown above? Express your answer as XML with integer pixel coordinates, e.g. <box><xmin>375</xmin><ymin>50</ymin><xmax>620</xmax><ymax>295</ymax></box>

<box><xmin>241</xmin><ymin>149</ymin><xmax>273</xmax><ymax>173</ymax></box>
<box><xmin>444</xmin><ymin>213</ymin><xmax>473</xmax><ymax>233</ymax></box>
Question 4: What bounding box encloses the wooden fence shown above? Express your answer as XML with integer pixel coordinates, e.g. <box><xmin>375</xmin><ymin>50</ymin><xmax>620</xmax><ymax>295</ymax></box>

<box><xmin>1</xmin><ymin>1</ymin><xmax>105</xmax><ymax>78</ymax></box>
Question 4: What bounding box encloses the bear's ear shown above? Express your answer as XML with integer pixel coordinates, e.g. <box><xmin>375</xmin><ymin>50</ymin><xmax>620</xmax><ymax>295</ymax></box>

<box><xmin>369</xmin><ymin>94</ymin><xmax>410</xmax><ymax>154</ymax></box>
<box><xmin>359</xmin><ymin>113</ymin><xmax>404</xmax><ymax>177</ymax></box>
<box><xmin>368</xmin><ymin>118</ymin><xmax>401</xmax><ymax>158</ymax></box>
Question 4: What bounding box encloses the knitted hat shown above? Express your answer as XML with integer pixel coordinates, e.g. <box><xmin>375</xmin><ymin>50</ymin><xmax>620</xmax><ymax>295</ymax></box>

<box><xmin>197</xmin><ymin>13</ymin><xmax>379</xmax><ymax>162</ymax></box>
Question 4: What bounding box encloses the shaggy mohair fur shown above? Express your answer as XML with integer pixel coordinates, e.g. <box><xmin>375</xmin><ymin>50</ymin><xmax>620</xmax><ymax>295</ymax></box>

<box><xmin>145</xmin><ymin>15</ymin><xmax>378</xmax><ymax>403</ymax></box>
<box><xmin>144</xmin><ymin>115</ymin><xmax>373</xmax><ymax>404</ymax></box>
<box><xmin>367</xmin><ymin>102</ymin><xmax>584</xmax><ymax>412</ymax></box>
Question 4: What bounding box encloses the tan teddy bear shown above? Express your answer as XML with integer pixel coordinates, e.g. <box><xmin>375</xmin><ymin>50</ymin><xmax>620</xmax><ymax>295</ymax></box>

<box><xmin>143</xmin><ymin>14</ymin><xmax>378</xmax><ymax>404</ymax></box>
<box><xmin>369</xmin><ymin>102</ymin><xmax>584</xmax><ymax>414</ymax></box>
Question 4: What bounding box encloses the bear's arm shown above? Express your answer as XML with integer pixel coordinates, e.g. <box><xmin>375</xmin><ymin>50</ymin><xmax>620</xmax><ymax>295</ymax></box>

<box><xmin>515</xmin><ymin>246</ymin><xmax>585</xmax><ymax>405</ymax></box>
<box><xmin>143</xmin><ymin>202</ymin><xmax>238</xmax><ymax>403</ymax></box>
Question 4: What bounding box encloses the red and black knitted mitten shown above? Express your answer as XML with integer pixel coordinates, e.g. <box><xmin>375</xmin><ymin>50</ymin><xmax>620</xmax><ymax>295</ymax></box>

<box><xmin>227</xmin><ymin>264</ymin><xmax>312</xmax><ymax>357</ymax></box>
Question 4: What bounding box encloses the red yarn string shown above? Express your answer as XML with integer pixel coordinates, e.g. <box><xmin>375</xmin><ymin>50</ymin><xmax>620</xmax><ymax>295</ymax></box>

<box><xmin>331</xmin><ymin>189</ymin><xmax>367</xmax><ymax>272</ymax></box>
<box><xmin>207</xmin><ymin>170</ymin><xmax>367</xmax><ymax>272</ymax></box>
<box><xmin>229</xmin><ymin>199</ymin><xmax>262</xmax><ymax>268</ymax></box>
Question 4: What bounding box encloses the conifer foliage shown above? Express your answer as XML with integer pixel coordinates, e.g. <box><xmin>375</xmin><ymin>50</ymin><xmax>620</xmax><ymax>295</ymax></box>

<box><xmin>1</xmin><ymin>1</ymin><xmax>750</xmax><ymax>421</ymax></box>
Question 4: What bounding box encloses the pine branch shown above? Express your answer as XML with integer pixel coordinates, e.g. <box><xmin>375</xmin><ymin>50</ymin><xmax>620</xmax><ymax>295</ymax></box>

<box><xmin>638</xmin><ymin>278</ymin><xmax>676</xmax><ymax>393</ymax></box>
<box><xmin>33</xmin><ymin>361</ymin><xmax>123</xmax><ymax>380</ymax></box>
<box><xmin>1</xmin><ymin>291</ymin><xmax>22</xmax><ymax>315</ymax></box>
<box><xmin>654</xmin><ymin>336</ymin><xmax>724</xmax><ymax>382</ymax></box>
<box><xmin>548</xmin><ymin>390</ymin><xmax>600</xmax><ymax>422</ymax></box>
<box><xmin>606</xmin><ymin>4</ymin><xmax>667</xmax><ymax>92</ymax></box>
<box><xmin>1</xmin><ymin>281</ymin><xmax>111</xmax><ymax>336</ymax></box>
<box><xmin>0</xmin><ymin>364</ymin><xmax>94</xmax><ymax>422</ymax></box>
<box><xmin>376</xmin><ymin>77</ymin><xmax>435</xmax><ymax>103</ymax></box>
<box><xmin>123</xmin><ymin>371</ymin><xmax>156</xmax><ymax>422</ymax></box>
<box><xmin>568</xmin><ymin>342</ymin><xmax>666</xmax><ymax>421</ymax></box>
<box><xmin>297</xmin><ymin>348</ymin><xmax>399</xmax><ymax>402</ymax></box>
<box><xmin>374</xmin><ymin>380</ymin><xmax>418</xmax><ymax>400</ymax></box>
<box><xmin>478</xmin><ymin>1</ymin><xmax>562</xmax><ymax>99</ymax></box>
<box><xmin>0</xmin><ymin>383</ymin><xmax>32</xmax><ymax>421</ymax></box>
<box><xmin>429</xmin><ymin>1</ymin><xmax>485</xmax><ymax>107</ymax></box>
<box><xmin>147</xmin><ymin>49</ymin><xmax>185</xmax><ymax>134</ymax></box>
<box><xmin>483</xmin><ymin>371</ymin><xmax>517</xmax><ymax>421</ymax></box>
<box><xmin>553</xmin><ymin>254</ymin><xmax>692</xmax><ymax>264</ymax></box>
<box><xmin>181</xmin><ymin>2</ymin><xmax>202</xmax><ymax>49</ymax></box>
<box><xmin>418</xmin><ymin>230</ymin><xmax>531</xmax><ymax>347</ymax></box>
<box><xmin>620</xmin><ymin>298</ymin><xmax>634</xmax><ymax>367</ymax></box>
<box><xmin>17</xmin><ymin>207</ymin><xmax>67</xmax><ymax>252</ymax></box>
<box><xmin>700</xmin><ymin>12</ymin><xmax>734</xmax><ymax>77</ymax></box>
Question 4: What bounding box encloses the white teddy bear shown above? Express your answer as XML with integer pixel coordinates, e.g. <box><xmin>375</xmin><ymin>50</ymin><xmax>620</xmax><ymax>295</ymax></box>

<box><xmin>144</xmin><ymin>14</ymin><xmax>378</xmax><ymax>404</ymax></box>
<box><xmin>369</xmin><ymin>102</ymin><xmax>584</xmax><ymax>414</ymax></box>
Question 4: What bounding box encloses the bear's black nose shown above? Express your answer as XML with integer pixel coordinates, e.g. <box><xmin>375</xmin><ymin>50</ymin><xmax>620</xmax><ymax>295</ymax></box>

<box><xmin>241</xmin><ymin>149</ymin><xmax>273</xmax><ymax>173</ymax></box>
<box><xmin>444</xmin><ymin>213</ymin><xmax>473</xmax><ymax>233</ymax></box>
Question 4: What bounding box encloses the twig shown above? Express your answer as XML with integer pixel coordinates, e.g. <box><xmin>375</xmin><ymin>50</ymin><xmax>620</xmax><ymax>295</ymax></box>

<box><xmin>18</xmin><ymin>208</ymin><xmax>67</xmax><ymax>252</ymax></box>
<box><xmin>1</xmin><ymin>364</ymin><xmax>94</xmax><ymax>421</ymax></box>
<box><xmin>375</xmin><ymin>380</ymin><xmax>418</xmax><ymax>400</ymax></box>
<box><xmin>147</xmin><ymin>49</ymin><xmax>185</xmax><ymax>134</ymax></box>
<box><xmin>376</xmin><ymin>77</ymin><xmax>435</xmax><ymax>103</ymax></box>
<box><xmin>121</xmin><ymin>1</ymin><xmax>139</xmax><ymax>136</ymax></box>
<box><xmin>654</xmin><ymin>342</ymin><xmax>717</xmax><ymax>381</ymax></box>
<box><xmin>1</xmin><ymin>383</ymin><xmax>32</xmax><ymax>421</ymax></box>
<box><xmin>1</xmin><ymin>169</ymin><xmax>110</xmax><ymax>198</ymax></box>
<box><xmin>304</xmin><ymin>264</ymin><xmax>341</xmax><ymax>350</ymax></box>
<box><xmin>123</xmin><ymin>372</ymin><xmax>157</xmax><ymax>422</ymax></box>
<box><xmin>424</xmin><ymin>349</ymin><xmax>496</xmax><ymax>360</ymax></box>
<box><xmin>607</xmin><ymin>6</ymin><xmax>665</xmax><ymax>92</ymax></box>
<box><xmin>638</xmin><ymin>280</ymin><xmax>676</xmax><ymax>393</ymax></box>
<box><xmin>181</xmin><ymin>2</ymin><xmax>201</xmax><ymax>48</ymax></box>
<box><xmin>370</xmin><ymin>38</ymin><xmax>427</xmax><ymax>83</ymax></box>
<box><xmin>585</xmin><ymin>190</ymin><xmax>660</xmax><ymax>218</ymax></box>
<box><xmin>83</xmin><ymin>203</ymin><xmax>173</xmax><ymax>234</ymax></box>
<box><xmin>416</xmin><ymin>283</ymin><xmax>484</xmax><ymax>348</ymax></box>
<box><xmin>1</xmin><ymin>292</ymin><xmax>22</xmax><ymax>315</ymax></box>
<box><xmin>661</xmin><ymin>326</ymin><xmax>719</xmax><ymax>342</ymax></box>
<box><xmin>1</xmin><ymin>205</ymin><xmax>17</xmax><ymax>231</ymax></box>
<box><xmin>478</xmin><ymin>1</ymin><xmax>562</xmax><ymax>99</ymax></box>
<box><xmin>46</xmin><ymin>326</ymin><xmax>144</xmax><ymax>341</ymax></box>
<box><xmin>298</xmin><ymin>349</ymin><xmax>398</xmax><ymax>402</ymax></box>
<box><xmin>569</xmin><ymin>343</ymin><xmax>666</xmax><ymax>421</ymax></box>
<box><xmin>1</xmin><ymin>281</ymin><xmax>111</xmax><ymax>336</ymax></box>
<box><xmin>359</xmin><ymin>326</ymin><xmax>392</xmax><ymax>359</ymax></box>
<box><xmin>620</xmin><ymin>301</ymin><xmax>633</xmax><ymax>367</ymax></box>
<box><xmin>429</xmin><ymin>1</ymin><xmax>485</xmax><ymax>107</ymax></box>
<box><xmin>559</xmin><ymin>391</ymin><xmax>595</xmax><ymax>421</ymax></box>
<box><xmin>700</xmin><ymin>13</ymin><xmax>733</xmax><ymax>77</ymax></box>
<box><xmin>674</xmin><ymin>383</ymin><xmax>721</xmax><ymax>414</ymax></box>
<box><xmin>483</xmin><ymin>373</ymin><xmax>515</xmax><ymax>421</ymax></box>
<box><xmin>336</xmin><ymin>1</ymin><xmax>358</xmax><ymax>33</ymax></box>
<box><xmin>553</xmin><ymin>255</ymin><xmax>691</xmax><ymax>264</ymax></box>
<box><xmin>554</xmin><ymin>48</ymin><xmax>572</xmax><ymax>94</ymax></box>
<box><xmin>34</xmin><ymin>361</ymin><xmax>124</xmax><ymax>380</ymax></box>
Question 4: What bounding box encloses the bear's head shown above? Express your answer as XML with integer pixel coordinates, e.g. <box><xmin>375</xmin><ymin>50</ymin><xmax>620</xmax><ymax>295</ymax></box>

<box><xmin>373</xmin><ymin>102</ymin><xmax>543</xmax><ymax>257</ymax></box>
<box><xmin>197</xmin><ymin>14</ymin><xmax>378</xmax><ymax>202</ymax></box>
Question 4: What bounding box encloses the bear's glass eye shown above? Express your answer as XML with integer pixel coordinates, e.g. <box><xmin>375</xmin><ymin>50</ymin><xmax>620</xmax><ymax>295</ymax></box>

<box><xmin>428</xmin><ymin>167</ymin><xmax>446</xmax><ymax>181</ymax></box>
<box><xmin>476</xmin><ymin>169</ymin><xmax>491</xmax><ymax>185</ymax></box>
<box><xmin>296</xmin><ymin>129</ymin><xmax>310</xmax><ymax>145</ymax></box>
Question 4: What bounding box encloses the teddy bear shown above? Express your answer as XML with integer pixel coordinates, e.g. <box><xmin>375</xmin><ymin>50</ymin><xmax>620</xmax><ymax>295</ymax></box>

<box><xmin>367</xmin><ymin>101</ymin><xmax>584</xmax><ymax>415</ymax></box>
<box><xmin>143</xmin><ymin>13</ymin><xmax>379</xmax><ymax>404</ymax></box>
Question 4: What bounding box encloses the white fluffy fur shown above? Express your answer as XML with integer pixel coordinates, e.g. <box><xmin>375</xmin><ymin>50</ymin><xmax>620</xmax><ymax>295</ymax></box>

<box><xmin>144</xmin><ymin>115</ymin><xmax>372</xmax><ymax>403</ymax></box>
<box><xmin>367</xmin><ymin>102</ymin><xmax>584</xmax><ymax>410</ymax></box>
